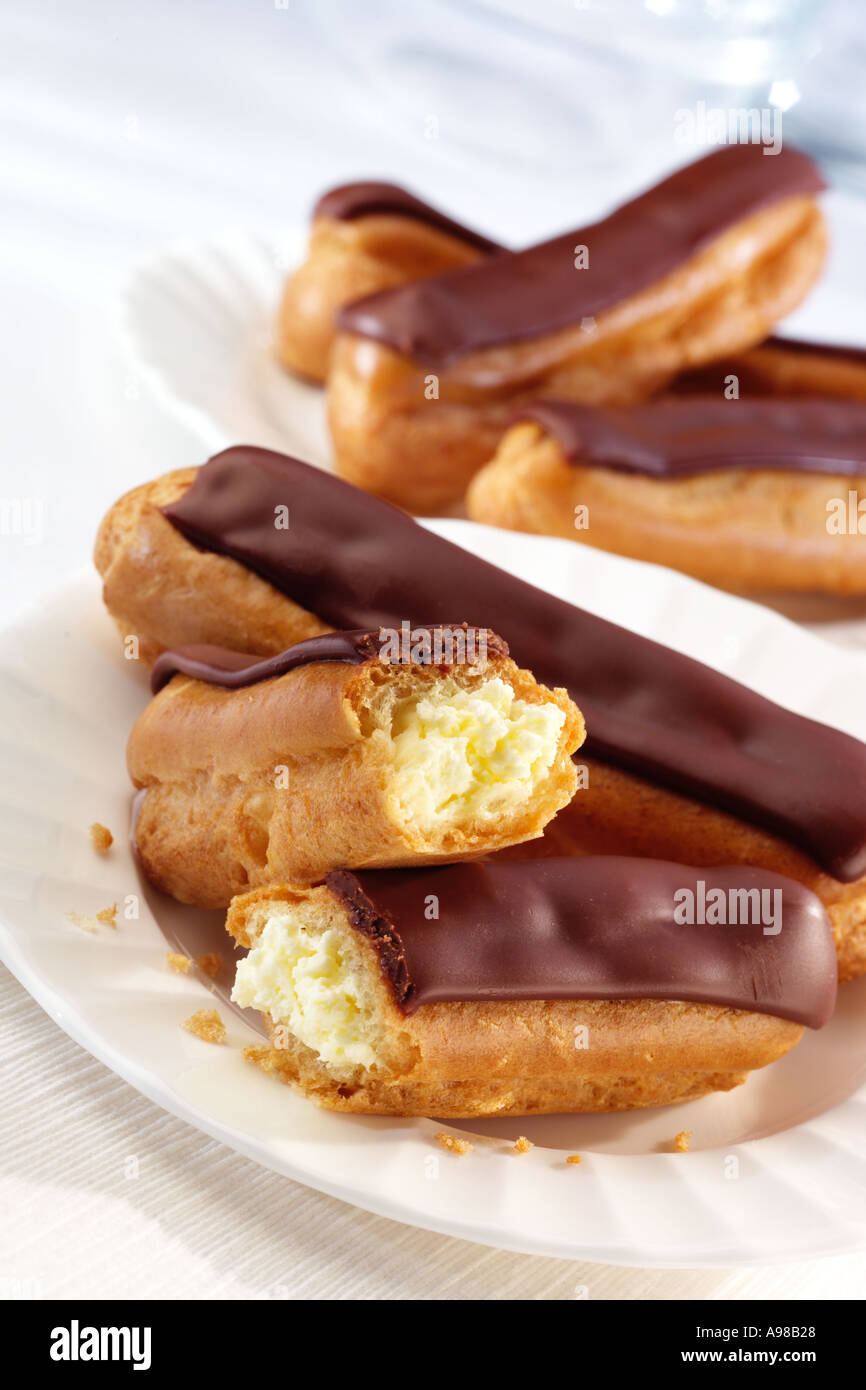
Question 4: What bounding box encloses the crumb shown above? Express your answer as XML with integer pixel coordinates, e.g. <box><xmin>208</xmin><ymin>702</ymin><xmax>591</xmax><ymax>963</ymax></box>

<box><xmin>89</xmin><ymin>823</ymin><xmax>113</xmax><ymax>852</ymax></box>
<box><xmin>66</xmin><ymin>911</ymin><xmax>98</xmax><ymax>934</ymax></box>
<box><xmin>166</xmin><ymin>951</ymin><xmax>193</xmax><ymax>975</ymax></box>
<box><xmin>513</xmin><ymin>1136</ymin><xmax>533</xmax><ymax>1155</ymax></box>
<box><xmin>97</xmin><ymin>903</ymin><xmax>118</xmax><ymax>928</ymax></box>
<box><xmin>566</xmin><ymin>1154</ymin><xmax>583</xmax><ymax>1166</ymax></box>
<box><xmin>181</xmin><ymin>1008</ymin><xmax>226</xmax><ymax>1045</ymax></box>
<box><xmin>243</xmin><ymin>1043</ymin><xmax>274</xmax><ymax>1072</ymax></box>
<box><xmin>196</xmin><ymin>951</ymin><xmax>223</xmax><ymax>979</ymax></box>
<box><xmin>434</xmin><ymin>1132</ymin><xmax>474</xmax><ymax>1156</ymax></box>
<box><xmin>674</xmin><ymin>1130</ymin><xmax>691</xmax><ymax>1153</ymax></box>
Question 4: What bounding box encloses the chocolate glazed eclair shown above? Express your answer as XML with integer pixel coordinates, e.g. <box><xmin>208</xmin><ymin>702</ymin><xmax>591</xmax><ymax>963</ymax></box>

<box><xmin>95</xmin><ymin>447</ymin><xmax>866</xmax><ymax>978</ymax></box>
<box><xmin>275</xmin><ymin>181</ymin><xmax>503</xmax><ymax>383</ymax></box>
<box><xmin>129</xmin><ymin>627</ymin><xmax>583</xmax><ymax>906</ymax></box>
<box><xmin>465</xmin><ymin>397</ymin><xmax>866</xmax><ymax>593</ymax></box>
<box><xmin>228</xmin><ymin>859</ymin><xmax>837</xmax><ymax>1118</ymax></box>
<box><xmin>327</xmin><ymin>145</ymin><xmax>827</xmax><ymax>511</ymax></box>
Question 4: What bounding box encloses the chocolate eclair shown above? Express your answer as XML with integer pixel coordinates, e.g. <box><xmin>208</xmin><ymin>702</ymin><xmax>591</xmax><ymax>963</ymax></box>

<box><xmin>326</xmin><ymin>145</ymin><xmax>826</xmax><ymax>511</ymax></box>
<box><xmin>228</xmin><ymin>858</ymin><xmax>837</xmax><ymax>1117</ymax></box>
<box><xmin>96</xmin><ymin>447</ymin><xmax>866</xmax><ymax>977</ymax></box>
<box><xmin>276</xmin><ymin>181</ymin><xmax>503</xmax><ymax>383</ymax></box>
<box><xmin>129</xmin><ymin>626</ymin><xmax>583</xmax><ymax>906</ymax></box>
<box><xmin>466</xmin><ymin>397</ymin><xmax>866</xmax><ymax>592</ymax></box>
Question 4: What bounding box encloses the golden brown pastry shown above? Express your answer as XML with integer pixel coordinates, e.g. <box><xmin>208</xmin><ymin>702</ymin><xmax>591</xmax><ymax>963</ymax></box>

<box><xmin>227</xmin><ymin>859</ymin><xmax>837</xmax><ymax>1117</ymax></box>
<box><xmin>465</xmin><ymin>398</ymin><xmax>866</xmax><ymax>594</ymax></box>
<box><xmin>128</xmin><ymin>627</ymin><xmax>584</xmax><ymax>907</ymax></box>
<box><xmin>275</xmin><ymin>181</ymin><xmax>501</xmax><ymax>382</ymax></box>
<box><xmin>327</xmin><ymin>145</ymin><xmax>827</xmax><ymax>511</ymax></box>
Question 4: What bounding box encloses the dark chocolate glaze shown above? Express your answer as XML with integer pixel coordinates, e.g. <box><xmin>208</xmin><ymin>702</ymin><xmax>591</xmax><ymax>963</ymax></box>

<box><xmin>514</xmin><ymin>397</ymin><xmax>866</xmax><ymax>479</ymax></box>
<box><xmin>150</xmin><ymin>631</ymin><xmax>378</xmax><ymax>694</ymax></box>
<box><xmin>313</xmin><ymin>181</ymin><xmax>503</xmax><ymax>254</ymax></box>
<box><xmin>326</xmin><ymin>859</ymin><xmax>837</xmax><ymax>1029</ymax></box>
<box><xmin>150</xmin><ymin>624</ymin><xmax>507</xmax><ymax>694</ymax></box>
<box><xmin>336</xmin><ymin>145</ymin><xmax>825</xmax><ymax>367</ymax></box>
<box><xmin>163</xmin><ymin>447</ymin><xmax>866</xmax><ymax>882</ymax></box>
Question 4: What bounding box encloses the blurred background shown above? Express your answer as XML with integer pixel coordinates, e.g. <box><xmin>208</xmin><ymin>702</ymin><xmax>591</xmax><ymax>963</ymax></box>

<box><xmin>1</xmin><ymin>0</ymin><xmax>864</xmax><ymax>609</ymax></box>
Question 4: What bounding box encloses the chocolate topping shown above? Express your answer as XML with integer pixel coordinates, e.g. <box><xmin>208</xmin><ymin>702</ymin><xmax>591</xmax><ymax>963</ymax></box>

<box><xmin>336</xmin><ymin>145</ymin><xmax>825</xmax><ymax>367</ymax></box>
<box><xmin>514</xmin><ymin>397</ymin><xmax>866</xmax><ymax>479</ymax></box>
<box><xmin>326</xmin><ymin>859</ymin><xmax>837</xmax><ymax>1029</ymax></box>
<box><xmin>150</xmin><ymin>624</ymin><xmax>507</xmax><ymax>694</ymax></box>
<box><xmin>313</xmin><ymin>180</ymin><xmax>503</xmax><ymax>255</ymax></box>
<box><xmin>163</xmin><ymin>447</ymin><xmax>866</xmax><ymax>882</ymax></box>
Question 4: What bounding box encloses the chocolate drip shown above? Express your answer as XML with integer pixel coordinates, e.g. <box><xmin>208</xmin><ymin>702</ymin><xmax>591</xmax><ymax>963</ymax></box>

<box><xmin>313</xmin><ymin>181</ymin><xmax>504</xmax><ymax>254</ymax></box>
<box><xmin>150</xmin><ymin>624</ymin><xmax>507</xmax><ymax>694</ymax></box>
<box><xmin>163</xmin><ymin>447</ymin><xmax>866</xmax><ymax>882</ymax></box>
<box><xmin>327</xmin><ymin>860</ymin><xmax>837</xmax><ymax>1029</ymax></box>
<box><xmin>514</xmin><ymin>397</ymin><xmax>866</xmax><ymax>479</ymax></box>
<box><xmin>336</xmin><ymin>145</ymin><xmax>825</xmax><ymax>367</ymax></box>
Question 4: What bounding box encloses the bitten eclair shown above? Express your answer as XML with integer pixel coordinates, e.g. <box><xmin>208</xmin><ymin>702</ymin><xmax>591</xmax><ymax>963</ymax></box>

<box><xmin>128</xmin><ymin>627</ymin><xmax>583</xmax><ymax>906</ymax></box>
<box><xmin>465</xmin><ymin>397</ymin><xmax>866</xmax><ymax>593</ymax></box>
<box><xmin>327</xmin><ymin>145</ymin><xmax>826</xmax><ymax>511</ymax></box>
<box><xmin>276</xmin><ymin>181</ymin><xmax>502</xmax><ymax>382</ymax></box>
<box><xmin>96</xmin><ymin>447</ymin><xmax>866</xmax><ymax>977</ymax></box>
<box><xmin>227</xmin><ymin>859</ymin><xmax>837</xmax><ymax>1117</ymax></box>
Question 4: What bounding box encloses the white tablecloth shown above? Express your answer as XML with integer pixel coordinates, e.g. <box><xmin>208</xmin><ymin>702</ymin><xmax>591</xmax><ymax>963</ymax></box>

<box><xmin>2</xmin><ymin>0</ymin><xmax>866</xmax><ymax>1300</ymax></box>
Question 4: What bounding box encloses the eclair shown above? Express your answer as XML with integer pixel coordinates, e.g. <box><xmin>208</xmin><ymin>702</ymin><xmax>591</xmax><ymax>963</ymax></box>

<box><xmin>327</xmin><ymin>144</ymin><xmax>826</xmax><ymax>511</ymax></box>
<box><xmin>672</xmin><ymin>336</ymin><xmax>866</xmax><ymax>403</ymax></box>
<box><xmin>96</xmin><ymin>447</ymin><xmax>866</xmax><ymax>976</ymax></box>
<box><xmin>276</xmin><ymin>181</ymin><xmax>502</xmax><ymax>382</ymax></box>
<box><xmin>227</xmin><ymin>858</ymin><xmax>837</xmax><ymax>1117</ymax></box>
<box><xmin>128</xmin><ymin>626</ymin><xmax>583</xmax><ymax>906</ymax></box>
<box><xmin>465</xmin><ymin>397</ymin><xmax>866</xmax><ymax>593</ymax></box>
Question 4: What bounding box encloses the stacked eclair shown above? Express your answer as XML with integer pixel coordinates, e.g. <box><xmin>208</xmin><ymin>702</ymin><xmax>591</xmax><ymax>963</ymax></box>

<box><xmin>96</xmin><ymin>447</ymin><xmax>860</xmax><ymax>1117</ymax></box>
<box><xmin>277</xmin><ymin>144</ymin><xmax>866</xmax><ymax>595</ymax></box>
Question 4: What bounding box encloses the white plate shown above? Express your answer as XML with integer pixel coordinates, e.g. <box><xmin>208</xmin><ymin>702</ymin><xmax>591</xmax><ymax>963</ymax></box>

<box><xmin>2</xmin><ymin>530</ymin><xmax>866</xmax><ymax>1266</ymax></box>
<box><xmin>117</xmin><ymin>226</ymin><xmax>332</xmax><ymax>467</ymax></box>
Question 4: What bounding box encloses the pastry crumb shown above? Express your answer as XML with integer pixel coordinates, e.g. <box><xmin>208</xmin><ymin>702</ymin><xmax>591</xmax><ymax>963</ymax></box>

<box><xmin>66</xmin><ymin>910</ymin><xmax>99</xmax><ymax>934</ymax></box>
<box><xmin>166</xmin><ymin>951</ymin><xmax>193</xmax><ymax>974</ymax></box>
<box><xmin>674</xmin><ymin>1130</ymin><xmax>691</xmax><ymax>1153</ymax></box>
<box><xmin>196</xmin><ymin>951</ymin><xmax>223</xmax><ymax>978</ymax></box>
<box><xmin>243</xmin><ymin>1043</ymin><xmax>274</xmax><ymax>1071</ymax></box>
<box><xmin>97</xmin><ymin>903</ymin><xmax>118</xmax><ymax>928</ymax></box>
<box><xmin>434</xmin><ymin>1132</ymin><xmax>474</xmax><ymax>1156</ymax></box>
<box><xmin>89</xmin><ymin>823</ymin><xmax>113</xmax><ymax>852</ymax></box>
<box><xmin>182</xmin><ymin>1008</ymin><xmax>225</xmax><ymax>1045</ymax></box>
<box><xmin>566</xmin><ymin>1154</ymin><xmax>583</xmax><ymax>1166</ymax></box>
<box><xmin>513</xmin><ymin>1136</ymin><xmax>533</xmax><ymax>1155</ymax></box>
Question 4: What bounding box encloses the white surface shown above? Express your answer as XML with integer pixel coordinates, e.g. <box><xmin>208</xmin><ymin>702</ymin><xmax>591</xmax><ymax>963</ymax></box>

<box><xmin>2</xmin><ymin>0</ymin><xmax>866</xmax><ymax>1300</ymax></box>
<box><xmin>3</xmin><ymin>545</ymin><xmax>866</xmax><ymax>1268</ymax></box>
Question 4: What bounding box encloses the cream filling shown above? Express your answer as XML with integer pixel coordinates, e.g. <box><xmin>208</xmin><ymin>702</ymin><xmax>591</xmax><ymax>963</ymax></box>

<box><xmin>387</xmin><ymin>676</ymin><xmax>565</xmax><ymax>833</ymax></box>
<box><xmin>232</xmin><ymin>908</ymin><xmax>375</xmax><ymax>1070</ymax></box>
